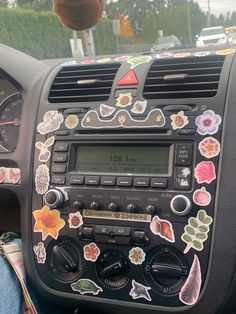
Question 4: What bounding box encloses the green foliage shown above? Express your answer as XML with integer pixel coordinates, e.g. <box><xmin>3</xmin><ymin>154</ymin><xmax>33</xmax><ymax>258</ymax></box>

<box><xmin>94</xmin><ymin>18</ymin><xmax>117</xmax><ymax>55</ymax></box>
<box><xmin>0</xmin><ymin>8</ymin><xmax>72</xmax><ymax>59</ymax></box>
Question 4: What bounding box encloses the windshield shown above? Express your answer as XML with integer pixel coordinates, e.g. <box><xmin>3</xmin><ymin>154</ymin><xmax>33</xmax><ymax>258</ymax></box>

<box><xmin>0</xmin><ymin>0</ymin><xmax>236</xmax><ymax>59</ymax></box>
<box><xmin>156</xmin><ymin>37</ymin><xmax>175</xmax><ymax>44</ymax></box>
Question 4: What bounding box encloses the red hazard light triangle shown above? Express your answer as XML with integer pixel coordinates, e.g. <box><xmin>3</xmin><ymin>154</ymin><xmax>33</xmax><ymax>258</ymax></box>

<box><xmin>117</xmin><ymin>70</ymin><xmax>139</xmax><ymax>86</ymax></box>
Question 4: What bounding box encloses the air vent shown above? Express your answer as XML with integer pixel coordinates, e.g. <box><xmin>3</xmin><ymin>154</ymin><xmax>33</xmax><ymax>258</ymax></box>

<box><xmin>143</xmin><ymin>55</ymin><xmax>225</xmax><ymax>99</ymax></box>
<box><xmin>48</xmin><ymin>63</ymin><xmax>120</xmax><ymax>103</ymax></box>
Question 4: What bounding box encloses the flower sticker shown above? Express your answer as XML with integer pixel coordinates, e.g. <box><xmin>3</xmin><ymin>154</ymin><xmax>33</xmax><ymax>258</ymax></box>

<box><xmin>33</xmin><ymin>242</ymin><xmax>46</xmax><ymax>264</ymax></box>
<box><xmin>131</xmin><ymin>100</ymin><xmax>147</xmax><ymax>114</ymax></box>
<box><xmin>0</xmin><ymin>167</ymin><xmax>6</xmax><ymax>183</ymax></box>
<box><xmin>68</xmin><ymin>212</ymin><xmax>84</xmax><ymax>229</ymax></box>
<box><xmin>116</xmin><ymin>93</ymin><xmax>132</xmax><ymax>108</ymax></box>
<box><xmin>156</xmin><ymin>52</ymin><xmax>173</xmax><ymax>59</ymax></box>
<box><xmin>174</xmin><ymin>52</ymin><xmax>191</xmax><ymax>58</ymax></box>
<box><xmin>195</xmin><ymin>110</ymin><xmax>222</xmax><ymax>135</ymax></box>
<box><xmin>97</xmin><ymin>58</ymin><xmax>111</xmax><ymax>63</ymax></box>
<box><xmin>216</xmin><ymin>48</ymin><xmax>235</xmax><ymax>56</ymax></box>
<box><xmin>129</xmin><ymin>247</ymin><xmax>146</xmax><ymax>265</ymax></box>
<box><xmin>33</xmin><ymin>205</ymin><xmax>65</xmax><ymax>241</ymax></box>
<box><xmin>193</xmin><ymin>187</ymin><xmax>211</xmax><ymax>206</ymax></box>
<box><xmin>35</xmin><ymin>136</ymin><xmax>55</xmax><ymax>163</ymax></box>
<box><xmin>35</xmin><ymin>164</ymin><xmax>50</xmax><ymax>195</ymax></box>
<box><xmin>37</xmin><ymin>110</ymin><xmax>64</xmax><ymax>135</ymax></box>
<box><xmin>114</xmin><ymin>55</ymin><xmax>131</xmax><ymax>62</ymax></box>
<box><xmin>194</xmin><ymin>161</ymin><xmax>216</xmax><ymax>184</ymax></box>
<box><xmin>81</xmin><ymin>59</ymin><xmax>95</xmax><ymax>65</ymax></box>
<box><xmin>99</xmin><ymin>104</ymin><xmax>115</xmax><ymax>118</ymax></box>
<box><xmin>65</xmin><ymin>115</ymin><xmax>79</xmax><ymax>129</ymax></box>
<box><xmin>129</xmin><ymin>280</ymin><xmax>152</xmax><ymax>302</ymax></box>
<box><xmin>170</xmin><ymin>111</ymin><xmax>189</xmax><ymax>130</ymax></box>
<box><xmin>84</xmin><ymin>243</ymin><xmax>100</xmax><ymax>262</ymax></box>
<box><xmin>198</xmin><ymin>137</ymin><xmax>221</xmax><ymax>158</ymax></box>
<box><xmin>195</xmin><ymin>51</ymin><xmax>210</xmax><ymax>57</ymax></box>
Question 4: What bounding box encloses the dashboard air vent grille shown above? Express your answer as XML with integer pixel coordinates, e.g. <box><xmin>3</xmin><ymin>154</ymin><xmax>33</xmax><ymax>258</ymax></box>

<box><xmin>48</xmin><ymin>63</ymin><xmax>120</xmax><ymax>103</ymax></box>
<box><xmin>143</xmin><ymin>55</ymin><xmax>225</xmax><ymax>99</ymax></box>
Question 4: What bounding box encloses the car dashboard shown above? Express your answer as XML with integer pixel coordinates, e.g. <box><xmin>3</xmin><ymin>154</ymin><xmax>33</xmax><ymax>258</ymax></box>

<box><xmin>0</xmin><ymin>44</ymin><xmax>236</xmax><ymax>314</ymax></box>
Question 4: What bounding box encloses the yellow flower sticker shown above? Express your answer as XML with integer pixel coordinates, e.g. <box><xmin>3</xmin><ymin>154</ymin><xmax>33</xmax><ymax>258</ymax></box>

<box><xmin>216</xmin><ymin>48</ymin><xmax>235</xmax><ymax>56</ymax></box>
<box><xmin>170</xmin><ymin>111</ymin><xmax>189</xmax><ymax>130</ymax></box>
<box><xmin>116</xmin><ymin>93</ymin><xmax>133</xmax><ymax>108</ymax></box>
<box><xmin>33</xmin><ymin>205</ymin><xmax>65</xmax><ymax>241</ymax></box>
<box><xmin>97</xmin><ymin>58</ymin><xmax>111</xmax><ymax>63</ymax></box>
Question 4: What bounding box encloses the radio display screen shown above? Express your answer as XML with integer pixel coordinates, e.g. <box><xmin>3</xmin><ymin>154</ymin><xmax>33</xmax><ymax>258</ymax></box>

<box><xmin>74</xmin><ymin>145</ymin><xmax>171</xmax><ymax>175</ymax></box>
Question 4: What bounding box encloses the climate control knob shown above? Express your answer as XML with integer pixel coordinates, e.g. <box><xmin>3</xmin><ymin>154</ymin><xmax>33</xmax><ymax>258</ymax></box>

<box><xmin>44</xmin><ymin>189</ymin><xmax>64</xmax><ymax>208</ymax></box>
<box><xmin>90</xmin><ymin>201</ymin><xmax>102</xmax><ymax>211</ymax></box>
<box><xmin>170</xmin><ymin>195</ymin><xmax>191</xmax><ymax>216</ymax></box>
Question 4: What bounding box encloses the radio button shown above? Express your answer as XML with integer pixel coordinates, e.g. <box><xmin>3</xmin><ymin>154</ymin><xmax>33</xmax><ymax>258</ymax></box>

<box><xmin>132</xmin><ymin>230</ymin><xmax>149</xmax><ymax>245</ymax></box>
<box><xmin>134</xmin><ymin>178</ymin><xmax>150</xmax><ymax>188</ymax></box>
<box><xmin>85</xmin><ymin>176</ymin><xmax>100</xmax><ymax>185</ymax></box>
<box><xmin>174</xmin><ymin>167</ymin><xmax>191</xmax><ymax>190</ymax></box>
<box><xmin>51</xmin><ymin>175</ymin><xmax>66</xmax><ymax>185</ymax></box>
<box><xmin>175</xmin><ymin>144</ymin><xmax>193</xmax><ymax>166</ymax></box>
<box><xmin>151</xmin><ymin>178</ymin><xmax>168</xmax><ymax>188</ymax></box>
<box><xmin>44</xmin><ymin>189</ymin><xmax>64</xmax><ymax>208</ymax></box>
<box><xmin>170</xmin><ymin>195</ymin><xmax>191</xmax><ymax>216</ymax></box>
<box><xmin>117</xmin><ymin>177</ymin><xmax>133</xmax><ymax>187</ymax></box>
<box><xmin>95</xmin><ymin>225</ymin><xmax>113</xmax><ymax>235</ymax></box>
<box><xmin>176</xmin><ymin>129</ymin><xmax>196</xmax><ymax>136</ymax></box>
<box><xmin>73</xmin><ymin>201</ymin><xmax>84</xmax><ymax>210</ymax></box>
<box><xmin>81</xmin><ymin>226</ymin><xmax>94</xmax><ymax>240</ymax></box>
<box><xmin>113</xmin><ymin>226</ymin><xmax>131</xmax><ymax>236</ymax></box>
<box><xmin>52</xmin><ymin>164</ymin><xmax>67</xmax><ymax>174</ymax></box>
<box><xmin>101</xmin><ymin>177</ymin><xmax>116</xmax><ymax>186</ymax></box>
<box><xmin>108</xmin><ymin>203</ymin><xmax>119</xmax><ymax>212</ymax></box>
<box><xmin>127</xmin><ymin>204</ymin><xmax>137</xmax><ymax>213</ymax></box>
<box><xmin>53</xmin><ymin>153</ymin><xmax>68</xmax><ymax>163</ymax></box>
<box><xmin>55</xmin><ymin>130</ymin><xmax>70</xmax><ymax>136</ymax></box>
<box><xmin>70</xmin><ymin>175</ymin><xmax>84</xmax><ymax>185</ymax></box>
<box><xmin>90</xmin><ymin>201</ymin><xmax>102</xmax><ymax>211</ymax></box>
<box><xmin>146</xmin><ymin>205</ymin><xmax>157</xmax><ymax>215</ymax></box>
<box><xmin>54</xmin><ymin>143</ymin><xmax>69</xmax><ymax>152</ymax></box>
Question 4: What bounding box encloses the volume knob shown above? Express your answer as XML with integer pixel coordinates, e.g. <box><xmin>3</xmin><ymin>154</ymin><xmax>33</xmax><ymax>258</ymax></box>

<box><xmin>170</xmin><ymin>195</ymin><xmax>191</xmax><ymax>216</ymax></box>
<box><xmin>44</xmin><ymin>189</ymin><xmax>64</xmax><ymax>208</ymax></box>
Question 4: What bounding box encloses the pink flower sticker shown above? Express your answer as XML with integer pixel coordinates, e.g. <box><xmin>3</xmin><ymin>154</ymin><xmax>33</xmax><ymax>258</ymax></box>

<box><xmin>194</xmin><ymin>161</ymin><xmax>216</xmax><ymax>184</ymax></box>
<box><xmin>193</xmin><ymin>187</ymin><xmax>211</xmax><ymax>206</ymax></box>
<box><xmin>83</xmin><ymin>243</ymin><xmax>100</xmax><ymax>262</ymax></box>
<box><xmin>81</xmin><ymin>59</ymin><xmax>95</xmax><ymax>65</ymax></box>
<box><xmin>195</xmin><ymin>110</ymin><xmax>222</xmax><ymax>135</ymax></box>
<box><xmin>198</xmin><ymin>137</ymin><xmax>221</xmax><ymax>158</ymax></box>
<box><xmin>114</xmin><ymin>55</ymin><xmax>131</xmax><ymax>61</ymax></box>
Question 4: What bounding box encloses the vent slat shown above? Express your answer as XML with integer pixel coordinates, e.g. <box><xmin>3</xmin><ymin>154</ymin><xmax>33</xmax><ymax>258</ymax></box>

<box><xmin>143</xmin><ymin>55</ymin><xmax>225</xmax><ymax>99</ymax></box>
<box><xmin>48</xmin><ymin>63</ymin><xmax>120</xmax><ymax>103</ymax></box>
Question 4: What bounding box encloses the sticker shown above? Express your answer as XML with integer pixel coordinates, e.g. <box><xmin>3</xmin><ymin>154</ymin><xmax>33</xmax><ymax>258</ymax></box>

<box><xmin>0</xmin><ymin>167</ymin><xmax>6</xmax><ymax>183</ymax></box>
<box><xmin>193</xmin><ymin>187</ymin><xmax>211</xmax><ymax>206</ymax></box>
<box><xmin>35</xmin><ymin>136</ymin><xmax>55</xmax><ymax>163</ymax></box>
<box><xmin>195</xmin><ymin>110</ymin><xmax>222</xmax><ymax>135</ymax></box>
<box><xmin>129</xmin><ymin>280</ymin><xmax>152</xmax><ymax>302</ymax></box>
<box><xmin>81</xmin><ymin>109</ymin><xmax>165</xmax><ymax>129</ymax></box>
<box><xmin>198</xmin><ymin>137</ymin><xmax>221</xmax><ymax>158</ymax></box>
<box><xmin>68</xmin><ymin>212</ymin><xmax>84</xmax><ymax>229</ymax></box>
<box><xmin>33</xmin><ymin>205</ymin><xmax>65</xmax><ymax>241</ymax></box>
<box><xmin>65</xmin><ymin>115</ymin><xmax>79</xmax><ymax>129</ymax></box>
<box><xmin>81</xmin><ymin>59</ymin><xmax>95</xmax><ymax>65</ymax></box>
<box><xmin>83</xmin><ymin>243</ymin><xmax>100</xmax><ymax>262</ymax></box>
<box><xmin>195</xmin><ymin>51</ymin><xmax>210</xmax><ymax>57</ymax></box>
<box><xmin>83</xmin><ymin>209</ymin><xmax>151</xmax><ymax>222</ymax></box>
<box><xmin>116</xmin><ymin>93</ymin><xmax>133</xmax><ymax>108</ymax></box>
<box><xmin>33</xmin><ymin>242</ymin><xmax>46</xmax><ymax>264</ymax></box>
<box><xmin>150</xmin><ymin>216</ymin><xmax>175</xmax><ymax>243</ymax></box>
<box><xmin>129</xmin><ymin>247</ymin><xmax>146</xmax><ymax>265</ymax></box>
<box><xmin>71</xmin><ymin>279</ymin><xmax>103</xmax><ymax>295</ymax></box>
<box><xmin>194</xmin><ymin>161</ymin><xmax>216</xmax><ymax>184</ymax></box>
<box><xmin>35</xmin><ymin>164</ymin><xmax>50</xmax><ymax>195</ymax></box>
<box><xmin>216</xmin><ymin>48</ymin><xmax>235</xmax><ymax>56</ymax></box>
<box><xmin>174</xmin><ymin>52</ymin><xmax>191</xmax><ymax>58</ymax></box>
<box><xmin>127</xmin><ymin>56</ymin><xmax>152</xmax><ymax>69</ymax></box>
<box><xmin>114</xmin><ymin>55</ymin><xmax>131</xmax><ymax>62</ymax></box>
<box><xmin>37</xmin><ymin>110</ymin><xmax>64</xmax><ymax>135</ymax></box>
<box><xmin>9</xmin><ymin>168</ymin><xmax>21</xmax><ymax>184</ymax></box>
<box><xmin>170</xmin><ymin>111</ymin><xmax>189</xmax><ymax>130</ymax></box>
<box><xmin>131</xmin><ymin>100</ymin><xmax>147</xmax><ymax>114</ymax></box>
<box><xmin>155</xmin><ymin>52</ymin><xmax>174</xmax><ymax>59</ymax></box>
<box><xmin>99</xmin><ymin>104</ymin><xmax>115</xmax><ymax>118</ymax></box>
<box><xmin>179</xmin><ymin>255</ymin><xmax>202</xmax><ymax>305</ymax></box>
<box><xmin>62</xmin><ymin>60</ymin><xmax>78</xmax><ymax>66</ymax></box>
<box><xmin>181</xmin><ymin>209</ymin><xmax>213</xmax><ymax>254</ymax></box>
<box><xmin>97</xmin><ymin>58</ymin><xmax>111</xmax><ymax>63</ymax></box>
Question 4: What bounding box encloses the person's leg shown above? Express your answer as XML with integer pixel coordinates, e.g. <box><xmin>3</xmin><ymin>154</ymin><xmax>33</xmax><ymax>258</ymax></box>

<box><xmin>0</xmin><ymin>253</ymin><xmax>23</xmax><ymax>314</ymax></box>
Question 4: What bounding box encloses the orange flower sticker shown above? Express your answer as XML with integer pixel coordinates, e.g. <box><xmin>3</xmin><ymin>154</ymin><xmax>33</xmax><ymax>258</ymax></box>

<box><xmin>33</xmin><ymin>205</ymin><xmax>65</xmax><ymax>241</ymax></box>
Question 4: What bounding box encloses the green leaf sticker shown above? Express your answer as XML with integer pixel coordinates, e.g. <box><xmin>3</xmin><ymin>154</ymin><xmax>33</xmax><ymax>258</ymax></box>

<box><xmin>127</xmin><ymin>56</ymin><xmax>152</xmax><ymax>69</ymax></box>
<box><xmin>71</xmin><ymin>279</ymin><xmax>103</xmax><ymax>295</ymax></box>
<box><xmin>45</xmin><ymin>136</ymin><xmax>55</xmax><ymax>148</ymax></box>
<box><xmin>181</xmin><ymin>209</ymin><xmax>213</xmax><ymax>254</ymax></box>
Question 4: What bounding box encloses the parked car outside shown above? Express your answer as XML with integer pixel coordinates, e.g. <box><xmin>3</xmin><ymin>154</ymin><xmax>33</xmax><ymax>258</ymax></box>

<box><xmin>196</xmin><ymin>26</ymin><xmax>228</xmax><ymax>48</ymax></box>
<box><xmin>150</xmin><ymin>35</ymin><xmax>182</xmax><ymax>52</ymax></box>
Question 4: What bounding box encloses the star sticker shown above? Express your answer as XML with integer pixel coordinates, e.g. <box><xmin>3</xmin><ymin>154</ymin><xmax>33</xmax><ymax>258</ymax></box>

<box><xmin>182</xmin><ymin>168</ymin><xmax>191</xmax><ymax>178</ymax></box>
<box><xmin>129</xmin><ymin>280</ymin><xmax>152</xmax><ymax>302</ymax></box>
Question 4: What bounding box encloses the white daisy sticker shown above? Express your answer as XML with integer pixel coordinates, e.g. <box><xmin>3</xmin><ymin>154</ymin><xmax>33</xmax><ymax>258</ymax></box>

<box><xmin>170</xmin><ymin>111</ymin><xmax>189</xmax><ymax>130</ymax></box>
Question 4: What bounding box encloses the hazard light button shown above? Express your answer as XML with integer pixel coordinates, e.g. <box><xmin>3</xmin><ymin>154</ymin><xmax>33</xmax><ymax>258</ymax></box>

<box><xmin>117</xmin><ymin>70</ymin><xmax>139</xmax><ymax>86</ymax></box>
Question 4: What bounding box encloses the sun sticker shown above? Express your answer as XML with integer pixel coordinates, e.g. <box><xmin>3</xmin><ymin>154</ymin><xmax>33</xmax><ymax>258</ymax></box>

<box><xmin>150</xmin><ymin>216</ymin><xmax>175</xmax><ymax>243</ymax></box>
<box><xmin>99</xmin><ymin>104</ymin><xmax>115</xmax><ymax>118</ymax></box>
<box><xmin>129</xmin><ymin>280</ymin><xmax>152</xmax><ymax>302</ymax></box>
<box><xmin>194</xmin><ymin>161</ymin><xmax>216</xmax><ymax>184</ymax></box>
<box><xmin>181</xmin><ymin>210</ymin><xmax>213</xmax><ymax>254</ymax></box>
<box><xmin>198</xmin><ymin>137</ymin><xmax>221</xmax><ymax>158</ymax></box>
<box><xmin>35</xmin><ymin>136</ymin><xmax>55</xmax><ymax>163</ymax></box>
<box><xmin>83</xmin><ymin>243</ymin><xmax>100</xmax><ymax>262</ymax></box>
<box><xmin>33</xmin><ymin>242</ymin><xmax>46</xmax><ymax>264</ymax></box>
<box><xmin>131</xmin><ymin>100</ymin><xmax>147</xmax><ymax>114</ymax></box>
<box><xmin>179</xmin><ymin>255</ymin><xmax>202</xmax><ymax>305</ymax></box>
<box><xmin>216</xmin><ymin>48</ymin><xmax>235</xmax><ymax>56</ymax></box>
<box><xmin>170</xmin><ymin>111</ymin><xmax>189</xmax><ymax>130</ymax></box>
<box><xmin>129</xmin><ymin>247</ymin><xmax>146</xmax><ymax>265</ymax></box>
<box><xmin>193</xmin><ymin>187</ymin><xmax>211</xmax><ymax>206</ymax></box>
<box><xmin>35</xmin><ymin>164</ymin><xmax>50</xmax><ymax>195</ymax></box>
<box><xmin>68</xmin><ymin>212</ymin><xmax>83</xmax><ymax>229</ymax></box>
<box><xmin>127</xmin><ymin>56</ymin><xmax>152</xmax><ymax>69</ymax></box>
<box><xmin>71</xmin><ymin>279</ymin><xmax>103</xmax><ymax>295</ymax></box>
<box><xmin>65</xmin><ymin>115</ymin><xmax>79</xmax><ymax>129</ymax></box>
<box><xmin>195</xmin><ymin>110</ymin><xmax>222</xmax><ymax>135</ymax></box>
<box><xmin>33</xmin><ymin>205</ymin><xmax>65</xmax><ymax>241</ymax></box>
<box><xmin>116</xmin><ymin>93</ymin><xmax>133</xmax><ymax>108</ymax></box>
<box><xmin>37</xmin><ymin>110</ymin><xmax>64</xmax><ymax>135</ymax></box>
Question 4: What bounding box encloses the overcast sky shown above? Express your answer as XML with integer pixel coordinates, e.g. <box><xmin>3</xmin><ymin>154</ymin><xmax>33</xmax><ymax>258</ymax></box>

<box><xmin>197</xmin><ymin>0</ymin><xmax>236</xmax><ymax>16</ymax></box>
